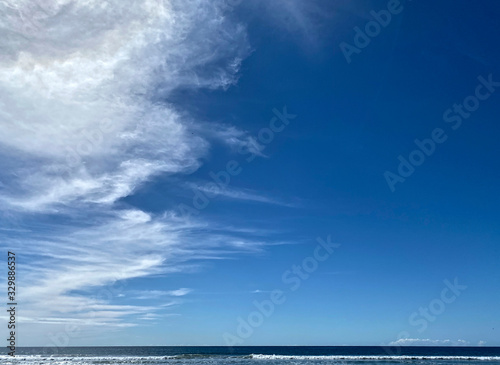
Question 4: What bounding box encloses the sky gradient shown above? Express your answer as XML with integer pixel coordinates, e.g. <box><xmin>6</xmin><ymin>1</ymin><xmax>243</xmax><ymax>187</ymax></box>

<box><xmin>0</xmin><ymin>0</ymin><xmax>499</xmax><ymax>347</ymax></box>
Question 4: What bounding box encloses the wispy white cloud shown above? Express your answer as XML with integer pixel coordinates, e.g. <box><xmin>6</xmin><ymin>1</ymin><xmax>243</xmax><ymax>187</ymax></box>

<box><xmin>389</xmin><ymin>338</ymin><xmax>470</xmax><ymax>346</ymax></box>
<box><xmin>187</xmin><ymin>182</ymin><xmax>295</xmax><ymax>206</ymax></box>
<box><xmin>0</xmin><ymin>0</ymin><xmax>286</xmax><ymax>346</ymax></box>
<box><xmin>132</xmin><ymin>288</ymin><xmax>192</xmax><ymax>300</ymax></box>
<box><xmin>242</xmin><ymin>0</ymin><xmax>331</xmax><ymax>48</ymax></box>
<box><xmin>166</xmin><ymin>288</ymin><xmax>192</xmax><ymax>297</ymax></box>
<box><xmin>137</xmin><ymin>313</ymin><xmax>161</xmax><ymax>321</ymax></box>
<box><xmin>4</xmin><ymin>208</ymin><xmax>269</xmax><ymax>340</ymax></box>
<box><xmin>198</xmin><ymin>123</ymin><xmax>267</xmax><ymax>157</ymax></box>
<box><xmin>0</xmin><ymin>0</ymin><xmax>250</xmax><ymax>214</ymax></box>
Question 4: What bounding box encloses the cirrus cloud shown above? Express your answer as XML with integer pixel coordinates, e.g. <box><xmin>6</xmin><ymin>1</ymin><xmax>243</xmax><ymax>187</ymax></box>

<box><xmin>0</xmin><ymin>0</ymin><xmax>286</xmax><ymax>346</ymax></box>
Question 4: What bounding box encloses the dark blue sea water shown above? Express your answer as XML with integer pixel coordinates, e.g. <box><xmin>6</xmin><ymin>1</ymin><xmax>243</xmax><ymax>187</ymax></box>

<box><xmin>1</xmin><ymin>346</ymin><xmax>499</xmax><ymax>364</ymax></box>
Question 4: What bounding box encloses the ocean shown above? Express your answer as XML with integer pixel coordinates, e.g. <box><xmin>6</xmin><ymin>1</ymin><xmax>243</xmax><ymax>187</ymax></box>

<box><xmin>1</xmin><ymin>346</ymin><xmax>499</xmax><ymax>365</ymax></box>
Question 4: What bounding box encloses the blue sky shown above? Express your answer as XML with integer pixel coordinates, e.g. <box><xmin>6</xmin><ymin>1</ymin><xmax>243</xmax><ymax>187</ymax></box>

<box><xmin>0</xmin><ymin>0</ymin><xmax>499</xmax><ymax>347</ymax></box>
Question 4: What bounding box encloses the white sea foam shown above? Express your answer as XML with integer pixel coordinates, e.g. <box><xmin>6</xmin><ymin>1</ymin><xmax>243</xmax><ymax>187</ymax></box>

<box><xmin>0</xmin><ymin>354</ymin><xmax>228</xmax><ymax>363</ymax></box>
<box><xmin>2</xmin><ymin>354</ymin><xmax>500</xmax><ymax>364</ymax></box>
<box><xmin>250</xmin><ymin>354</ymin><xmax>500</xmax><ymax>361</ymax></box>
<box><xmin>0</xmin><ymin>355</ymin><xmax>176</xmax><ymax>364</ymax></box>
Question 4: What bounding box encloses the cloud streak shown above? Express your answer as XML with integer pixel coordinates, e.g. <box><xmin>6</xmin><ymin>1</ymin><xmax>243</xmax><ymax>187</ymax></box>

<box><xmin>388</xmin><ymin>338</ymin><xmax>470</xmax><ymax>346</ymax></box>
<box><xmin>0</xmin><ymin>0</ymin><xmax>285</xmax><ymax>346</ymax></box>
<box><xmin>132</xmin><ymin>288</ymin><xmax>192</xmax><ymax>299</ymax></box>
<box><xmin>187</xmin><ymin>182</ymin><xmax>295</xmax><ymax>206</ymax></box>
